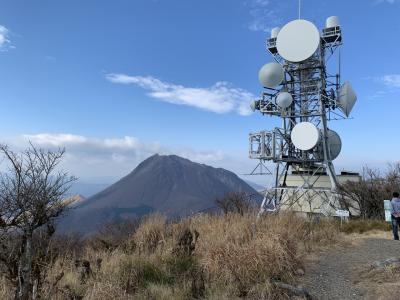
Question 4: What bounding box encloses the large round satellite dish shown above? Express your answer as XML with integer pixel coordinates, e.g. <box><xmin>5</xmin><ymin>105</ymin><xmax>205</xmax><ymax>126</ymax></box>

<box><xmin>291</xmin><ymin>122</ymin><xmax>320</xmax><ymax>151</ymax></box>
<box><xmin>276</xmin><ymin>92</ymin><xmax>293</xmax><ymax>108</ymax></box>
<box><xmin>315</xmin><ymin>130</ymin><xmax>342</xmax><ymax>160</ymax></box>
<box><xmin>258</xmin><ymin>62</ymin><xmax>284</xmax><ymax>88</ymax></box>
<box><xmin>326</xmin><ymin>130</ymin><xmax>342</xmax><ymax>160</ymax></box>
<box><xmin>276</xmin><ymin>19</ymin><xmax>320</xmax><ymax>62</ymax></box>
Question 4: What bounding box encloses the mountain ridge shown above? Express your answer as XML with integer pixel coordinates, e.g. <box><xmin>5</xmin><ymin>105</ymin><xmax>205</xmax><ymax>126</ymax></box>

<box><xmin>59</xmin><ymin>154</ymin><xmax>261</xmax><ymax>234</ymax></box>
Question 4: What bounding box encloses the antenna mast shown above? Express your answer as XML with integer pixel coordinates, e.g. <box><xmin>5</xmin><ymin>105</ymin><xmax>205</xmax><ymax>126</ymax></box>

<box><xmin>249</xmin><ymin>15</ymin><xmax>357</xmax><ymax>216</ymax></box>
<box><xmin>298</xmin><ymin>0</ymin><xmax>301</xmax><ymax>19</ymax></box>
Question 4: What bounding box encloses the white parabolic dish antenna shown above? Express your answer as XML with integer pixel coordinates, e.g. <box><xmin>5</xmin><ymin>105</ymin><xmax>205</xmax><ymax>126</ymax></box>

<box><xmin>276</xmin><ymin>19</ymin><xmax>320</xmax><ymax>62</ymax></box>
<box><xmin>291</xmin><ymin>122</ymin><xmax>320</xmax><ymax>151</ymax></box>
<box><xmin>276</xmin><ymin>91</ymin><xmax>293</xmax><ymax>108</ymax></box>
<box><xmin>258</xmin><ymin>62</ymin><xmax>284</xmax><ymax>88</ymax></box>
<box><xmin>337</xmin><ymin>81</ymin><xmax>357</xmax><ymax>117</ymax></box>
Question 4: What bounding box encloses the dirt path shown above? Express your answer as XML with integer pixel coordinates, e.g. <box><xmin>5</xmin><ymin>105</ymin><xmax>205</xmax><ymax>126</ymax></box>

<box><xmin>300</xmin><ymin>232</ymin><xmax>400</xmax><ymax>300</ymax></box>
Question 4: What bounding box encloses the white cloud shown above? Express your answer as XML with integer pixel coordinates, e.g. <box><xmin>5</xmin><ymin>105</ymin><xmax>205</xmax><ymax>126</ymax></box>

<box><xmin>2</xmin><ymin>133</ymin><xmax>394</xmax><ymax>188</ymax></box>
<box><xmin>381</xmin><ymin>74</ymin><xmax>400</xmax><ymax>88</ymax></box>
<box><xmin>373</xmin><ymin>0</ymin><xmax>397</xmax><ymax>4</ymax></box>
<box><xmin>106</xmin><ymin>73</ymin><xmax>255</xmax><ymax>116</ymax></box>
<box><xmin>367</xmin><ymin>74</ymin><xmax>400</xmax><ymax>99</ymax></box>
<box><xmin>253</xmin><ymin>0</ymin><xmax>270</xmax><ymax>6</ymax></box>
<box><xmin>0</xmin><ymin>25</ymin><xmax>11</xmax><ymax>50</ymax></box>
<box><xmin>245</xmin><ymin>0</ymin><xmax>281</xmax><ymax>33</ymax></box>
<box><xmin>7</xmin><ymin>133</ymin><xmax>229</xmax><ymax>180</ymax></box>
<box><xmin>248</xmin><ymin>8</ymin><xmax>278</xmax><ymax>33</ymax></box>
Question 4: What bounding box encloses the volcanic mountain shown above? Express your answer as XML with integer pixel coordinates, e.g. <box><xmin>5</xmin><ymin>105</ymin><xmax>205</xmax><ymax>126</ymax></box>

<box><xmin>59</xmin><ymin>154</ymin><xmax>261</xmax><ymax>234</ymax></box>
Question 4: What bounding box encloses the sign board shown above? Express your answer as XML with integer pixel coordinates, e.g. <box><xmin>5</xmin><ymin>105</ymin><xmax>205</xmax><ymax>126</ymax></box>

<box><xmin>335</xmin><ymin>209</ymin><xmax>350</xmax><ymax>217</ymax></box>
<box><xmin>384</xmin><ymin>200</ymin><xmax>391</xmax><ymax>210</ymax></box>
<box><xmin>384</xmin><ymin>200</ymin><xmax>391</xmax><ymax>222</ymax></box>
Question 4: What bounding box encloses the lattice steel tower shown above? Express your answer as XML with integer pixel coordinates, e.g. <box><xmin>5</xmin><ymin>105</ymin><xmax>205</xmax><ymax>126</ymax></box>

<box><xmin>249</xmin><ymin>17</ymin><xmax>357</xmax><ymax>216</ymax></box>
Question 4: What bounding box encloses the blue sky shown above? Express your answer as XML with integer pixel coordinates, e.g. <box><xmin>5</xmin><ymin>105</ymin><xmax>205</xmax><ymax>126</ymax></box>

<box><xmin>0</xmin><ymin>0</ymin><xmax>399</xmax><ymax>185</ymax></box>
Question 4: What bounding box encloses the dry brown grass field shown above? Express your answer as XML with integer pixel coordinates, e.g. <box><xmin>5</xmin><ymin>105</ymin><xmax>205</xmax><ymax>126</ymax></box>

<box><xmin>2</xmin><ymin>213</ymin><xmax>392</xmax><ymax>300</ymax></box>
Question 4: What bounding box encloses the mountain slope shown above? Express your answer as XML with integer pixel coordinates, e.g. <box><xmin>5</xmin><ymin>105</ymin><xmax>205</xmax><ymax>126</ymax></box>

<box><xmin>59</xmin><ymin>154</ymin><xmax>261</xmax><ymax>234</ymax></box>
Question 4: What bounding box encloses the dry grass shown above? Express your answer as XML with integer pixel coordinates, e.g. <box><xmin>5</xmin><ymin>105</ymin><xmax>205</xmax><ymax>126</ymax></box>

<box><xmin>133</xmin><ymin>213</ymin><xmax>167</xmax><ymax>254</ymax></box>
<box><xmin>340</xmin><ymin>219</ymin><xmax>391</xmax><ymax>234</ymax></box>
<box><xmin>0</xmin><ymin>277</ymin><xmax>14</xmax><ymax>300</ymax></box>
<box><xmin>192</xmin><ymin>213</ymin><xmax>299</xmax><ymax>297</ymax></box>
<box><xmin>357</xmin><ymin>258</ymin><xmax>400</xmax><ymax>300</ymax></box>
<box><xmin>0</xmin><ymin>212</ymin><xmax>339</xmax><ymax>299</ymax></box>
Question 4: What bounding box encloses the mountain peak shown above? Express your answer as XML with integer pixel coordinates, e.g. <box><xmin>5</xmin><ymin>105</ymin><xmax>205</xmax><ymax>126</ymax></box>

<box><xmin>133</xmin><ymin>154</ymin><xmax>196</xmax><ymax>174</ymax></box>
<box><xmin>145</xmin><ymin>153</ymin><xmax>191</xmax><ymax>162</ymax></box>
<box><xmin>59</xmin><ymin>155</ymin><xmax>261</xmax><ymax>234</ymax></box>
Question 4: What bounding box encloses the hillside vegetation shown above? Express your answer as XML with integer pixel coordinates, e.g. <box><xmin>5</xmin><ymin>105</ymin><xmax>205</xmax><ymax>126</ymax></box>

<box><xmin>1</xmin><ymin>212</ymin><xmax>339</xmax><ymax>299</ymax></box>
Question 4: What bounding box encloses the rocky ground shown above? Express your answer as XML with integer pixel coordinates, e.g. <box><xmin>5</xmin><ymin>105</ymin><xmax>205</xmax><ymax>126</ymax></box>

<box><xmin>300</xmin><ymin>231</ymin><xmax>400</xmax><ymax>300</ymax></box>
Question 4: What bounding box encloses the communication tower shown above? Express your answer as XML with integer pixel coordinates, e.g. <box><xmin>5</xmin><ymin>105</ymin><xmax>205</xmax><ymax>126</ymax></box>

<box><xmin>249</xmin><ymin>16</ymin><xmax>357</xmax><ymax>216</ymax></box>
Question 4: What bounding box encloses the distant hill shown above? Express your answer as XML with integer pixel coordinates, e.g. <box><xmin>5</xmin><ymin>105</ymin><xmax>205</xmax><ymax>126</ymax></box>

<box><xmin>245</xmin><ymin>180</ymin><xmax>265</xmax><ymax>192</ymax></box>
<box><xmin>69</xmin><ymin>182</ymin><xmax>110</xmax><ymax>198</ymax></box>
<box><xmin>59</xmin><ymin>154</ymin><xmax>261</xmax><ymax>234</ymax></box>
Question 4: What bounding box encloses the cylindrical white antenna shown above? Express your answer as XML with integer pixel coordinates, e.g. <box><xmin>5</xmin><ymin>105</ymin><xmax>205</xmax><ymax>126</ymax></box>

<box><xmin>271</xmin><ymin>27</ymin><xmax>280</xmax><ymax>38</ymax></box>
<box><xmin>326</xmin><ymin>16</ymin><xmax>340</xmax><ymax>28</ymax></box>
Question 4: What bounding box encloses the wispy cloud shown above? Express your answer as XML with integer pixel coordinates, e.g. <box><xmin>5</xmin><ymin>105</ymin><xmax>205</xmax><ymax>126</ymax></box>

<box><xmin>245</xmin><ymin>0</ymin><xmax>281</xmax><ymax>33</ymax></box>
<box><xmin>22</xmin><ymin>133</ymin><xmax>226</xmax><ymax>163</ymax></box>
<box><xmin>2</xmin><ymin>133</ymin><xmax>390</xmax><ymax>187</ymax></box>
<box><xmin>106</xmin><ymin>73</ymin><xmax>255</xmax><ymax>116</ymax></box>
<box><xmin>366</xmin><ymin>74</ymin><xmax>400</xmax><ymax>99</ymax></box>
<box><xmin>5</xmin><ymin>133</ymin><xmax>228</xmax><ymax>180</ymax></box>
<box><xmin>381</xmin><ymin>74</ymin><xmax>400</xmax><ymax>88</ymax></box>
<box><xmin>0</xmin><ymin>25</ymin><xmax>11</xmax><ymax>50</ymax></box>
<box><xmin>373</xmin><ymin>0</ymin><xmax>398</xmax><ymax>5</ymax></box>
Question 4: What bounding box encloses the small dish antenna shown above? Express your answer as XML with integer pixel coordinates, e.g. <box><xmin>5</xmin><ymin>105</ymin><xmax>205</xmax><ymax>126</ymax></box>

<box><xmin>258</xmin><ymin>62</ymin><xmax>285</xmax><ymax>88</ymax></box>
<box><xmin>275</xmin><ymin>91</ymin><xmax>293</xmax><ymax>108</ymax></box>
<box><xmin>276</xmin><ymin>19</ymin><xmax>320</xmax><ymax>62</ymax></box>
<box><xmin>337</xmin><ymin>81</ymin><xmax>357</xmax><ymax>117</ymax></box>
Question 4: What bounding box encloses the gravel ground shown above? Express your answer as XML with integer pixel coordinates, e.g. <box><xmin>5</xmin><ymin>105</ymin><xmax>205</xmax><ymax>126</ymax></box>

<box><xmin>300</xmin><ymin>234</ymin><xmax>400</xmax><ymax>300</ymax></box>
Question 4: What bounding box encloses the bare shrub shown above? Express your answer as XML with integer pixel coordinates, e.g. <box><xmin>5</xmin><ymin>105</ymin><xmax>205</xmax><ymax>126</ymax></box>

<box><xmin>0</xmin><ymin>144</ymin><xmax>75</xmax><ymax>299</ymax></box>
<box><xmin>88</xmin><ymin>219</ymin><xmax>140</xmax><ymax>253</ymax></box>
<box><xmin>338</xmin><ymin>164</ymin><xmax>400</xmax><ymax>219</ymax></box>
<box><xmin>215</xmin><ymin>191</ymin><xmax>254</xmax><ymax>216</ymax></box>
